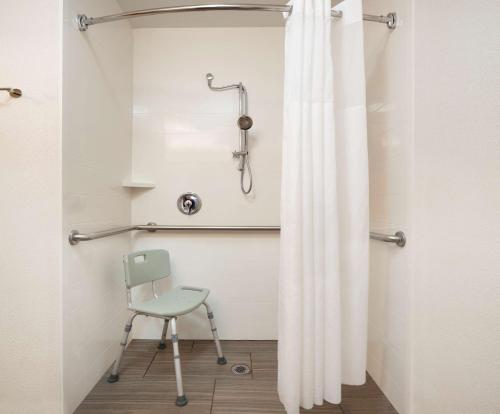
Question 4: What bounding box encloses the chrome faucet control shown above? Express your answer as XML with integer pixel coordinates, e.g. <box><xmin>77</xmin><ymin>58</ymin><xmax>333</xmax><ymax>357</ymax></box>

<box><xmin>232</xmin><ymin>150</ymin><xmax>248</xmax><ymax>158</ymax></box>
<box><xmin>177</xmin><ymin>193</ymin><xmax>202</xmax><ymax>215</ymax></box>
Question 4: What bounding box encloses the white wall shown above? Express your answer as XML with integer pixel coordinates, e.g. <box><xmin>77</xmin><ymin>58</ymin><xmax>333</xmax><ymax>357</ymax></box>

<box><xmin>363</xmin><ymin>1</ymin><xmax>413</xmax><ymax>413</ymax></box>
<box><xmin>131</xmin><ymin>28</ymin><xmax>283</xmax><ymax>339</ymax></box>
<box><xmin>365</xmin><ymin>1</ymin><xmax>500</xmax><ymax>413</ymax></box>
<box><xmin>0</xmin><ymin>1</ymin><xmax>63</xmax><ymax>413</ymax></box>
<box><xmin>62</xmin><ymin>1</ymin><xmax>133</xmax><ymax>412</ymax></box>
<box><xmin>412</xmin><ymin>2</ymin><xmax>500</xmax><ymax>413</ymax></box>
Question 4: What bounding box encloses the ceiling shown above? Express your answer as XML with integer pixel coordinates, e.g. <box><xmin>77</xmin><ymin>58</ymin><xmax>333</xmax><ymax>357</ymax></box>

<box><xmin>115</xmin><ymin>0</ymin><xmax>291</xmax><ymax>27</ymax></box>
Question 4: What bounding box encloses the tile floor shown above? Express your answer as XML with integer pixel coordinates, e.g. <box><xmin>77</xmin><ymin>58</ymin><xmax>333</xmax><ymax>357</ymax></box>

<box><xmin>76</xmin><ymin>340</ymin><xmax>398</xmax><ymax>414</ymax></box>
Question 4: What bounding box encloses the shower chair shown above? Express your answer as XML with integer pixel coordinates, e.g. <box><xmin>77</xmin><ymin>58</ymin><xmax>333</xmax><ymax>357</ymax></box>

<box><xmin>107</xmin><ymin>249</ymin><xmax>226</xmax><ymax>407</ymax></box>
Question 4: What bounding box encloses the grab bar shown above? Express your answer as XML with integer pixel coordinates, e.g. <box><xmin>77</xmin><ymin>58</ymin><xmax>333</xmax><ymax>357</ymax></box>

<box><xmin>69</xmin><ymin>226</ymin><xmax>137</xmax><ymax>244</ymax></box>
<box><xmin>0</xmin><ymin>88</ymin><xmax>22</xmax><ymax>98</ymax></box>
<box><xmin>370</xmin><ymin>231</ymin><xmax>406</xmax><ymax>247</ymax></box>
<box><xmin>69</xmin><ymin>223</ymin><xmax>406</xmax><ymax>247</ymax></box>
<box><xmin>136</xmin><ymin>224</ymin><xmax>280</xmax><ymax>232</ymax></box>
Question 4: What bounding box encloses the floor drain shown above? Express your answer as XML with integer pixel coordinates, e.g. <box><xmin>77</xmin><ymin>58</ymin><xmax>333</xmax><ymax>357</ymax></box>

<box><xmin>231</xmin><ymin>363</ymin><xmax>251</xmax><ymax>375</ymax></box>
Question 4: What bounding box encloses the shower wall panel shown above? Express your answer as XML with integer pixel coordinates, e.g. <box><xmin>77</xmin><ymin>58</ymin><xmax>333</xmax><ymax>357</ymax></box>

<box><xmin>0</xmin><ymin>1</ymin><xmax>63</xmax><ymax>412</ymax></box>
<box><xmin>363</xmin><ymin>0</ymin><xmax>413</xmax><ymax>412</ymax></box>
<box><xmin>412</xmin><ymin>2</ymin><xmax>500</xmax><ymax>413</ymax></box>
<box><xmin>365</xmin><ymin>1</ymin><xmax>500</xmax><ymax>413</ymax></box>
<box><xmin>130</xmin><ymin>27</ymin><xmax>284</xmax><ymax>339</ymax></box>
<box><xmin>62</xmin><ymin>1</ymin><xmax>133</xmax><ymax>412</ymax></box>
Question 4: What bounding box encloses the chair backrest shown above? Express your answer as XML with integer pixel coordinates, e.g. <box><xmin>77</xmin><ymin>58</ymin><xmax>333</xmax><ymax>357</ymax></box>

<box><xmin>123</xmin><ymin>249</ymin><xmax>171</xmax><ymax>289</ymax></box>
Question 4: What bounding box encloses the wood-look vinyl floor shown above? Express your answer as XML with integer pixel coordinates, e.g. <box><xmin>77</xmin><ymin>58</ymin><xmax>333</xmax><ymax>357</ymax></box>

<box><xmin>76</xmin><ymin>340</ymin><xmax>398</xmax><ymax>414</ymax></box>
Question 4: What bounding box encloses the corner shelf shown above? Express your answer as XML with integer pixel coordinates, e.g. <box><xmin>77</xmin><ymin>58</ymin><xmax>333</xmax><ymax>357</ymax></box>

<box><xmin>122</xmin><ymin>180</ymin><xmax>155</xmax><ymax>189</ymax></box>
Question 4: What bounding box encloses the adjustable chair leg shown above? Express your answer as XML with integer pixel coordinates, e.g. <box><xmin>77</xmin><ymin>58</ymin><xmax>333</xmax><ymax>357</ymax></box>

<box><xmin>107</xmin><ymin>312</ymin><xmax>137</xmax><ymax>383</ymax></box>
<box><xmin>203</xmin><ymin>302</ymin><xmax>226</xmax><ymax>365</ymax></box>
<box><xmin>158</xmin><ymin>318</ymin><xmax>169</xmax><ymax>349</ymax></box>
<box><xmin>171</xmin><ymin>317</ymin><xmax>188</xmax><ymax>406</ymax></box>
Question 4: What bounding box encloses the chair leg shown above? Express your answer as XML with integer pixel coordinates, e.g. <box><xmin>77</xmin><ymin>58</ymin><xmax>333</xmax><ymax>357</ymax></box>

<box><xmin>171</xmin><ymin>317</ymin><xmax>188</xmax><ymax>407</ymax></box>
<box><xmin>203</xmin><ymin>302</ymin><xmax>226</xmax><ymax>365</ymax></box>
<box><xmin>158</xmin><ymin>318</ymin><xmax>169</xmax><ymax>349</ymax></box>
<box><xmin>107</xmin><ymin>312</ymin><xmax>137</xmax><ymax>383</ymax></box>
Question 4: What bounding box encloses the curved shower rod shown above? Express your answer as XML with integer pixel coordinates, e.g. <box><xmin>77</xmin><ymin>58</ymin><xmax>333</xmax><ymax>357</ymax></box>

<box><xmin>77</xmin><ymin>4</ymin><xmax>397</xmax><ymax>31</ymax></box>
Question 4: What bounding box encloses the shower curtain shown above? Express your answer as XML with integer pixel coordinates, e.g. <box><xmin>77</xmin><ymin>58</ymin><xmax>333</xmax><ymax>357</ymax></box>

<box><xmin>278</xmin><ymin>0</ymin><xmax>369</xmax><ymax>412</ymax></box>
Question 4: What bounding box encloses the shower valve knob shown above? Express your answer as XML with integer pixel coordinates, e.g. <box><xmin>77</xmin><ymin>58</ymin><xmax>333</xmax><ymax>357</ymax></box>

<box><xmin>177</xmin><ymin>193</ymin><xmax>202</xmax><ymax>215</ymax></box>
<box><xmin>232</xmin><ymin>150</ymin><xmax>248</xmax><ymax>158</ymax></box>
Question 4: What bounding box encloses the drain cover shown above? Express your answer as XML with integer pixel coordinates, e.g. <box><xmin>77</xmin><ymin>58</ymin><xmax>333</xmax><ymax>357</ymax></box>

<box><xmin>231</xmin><ymin>363</ymin><xmax>251</xmax><ymax>375</ymax></box>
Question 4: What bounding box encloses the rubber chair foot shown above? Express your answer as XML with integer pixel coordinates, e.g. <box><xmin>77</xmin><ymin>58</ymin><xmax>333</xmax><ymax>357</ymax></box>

<box><xmin>217</xmin><ymin>356</ymin><xmax>227</xmax><ymax>365</ymax></box>
<box><xmin>107</xmin><ymin>374</ymin><xmax>119</xmax><ymax>383</ymax></box>
<box><xmin>176</xmin><ymin>395</ymin><xmax>188</xmax><ymax>407</ymax></box>
<box><xmin>157</xmin><ymin>342</ymin><xmax>167</xmax><ymax>350</ymax></box>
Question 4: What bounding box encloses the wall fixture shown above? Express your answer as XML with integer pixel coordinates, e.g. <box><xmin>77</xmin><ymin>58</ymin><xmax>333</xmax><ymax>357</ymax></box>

<box><xmin>122</xmin><ymin>180</ymin><xmax>155</xmax><ymax>189</ymax></box>
<box><xmin>68</xmin><ymin>224</ymin><xmax>406</xmax><ymax>247</ymax></box>
<box><xmin>1</xmin><ymin>88</ymin><xmax>22</xmax><ymax>98</ymax></box>
<box><xmin>177</xmin><ymin>193</ymin><xmax>202</xmax><ymax>215</ymax></box>
<box><xmin>206</xmin><ymin>73</ymin><xmax>253</xmax><ymax>195</ymax></box>
<box><xmin>370</xmin><ymin>231</ymin><xmax>406</xmax><ymax>247</ymax></box>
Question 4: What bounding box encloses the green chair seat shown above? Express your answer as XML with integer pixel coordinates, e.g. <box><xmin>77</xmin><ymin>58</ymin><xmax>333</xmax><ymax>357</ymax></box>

<box><xmin>129</xmin><ymin>286</ymin><xmax>209</xmax><ymax>317</ymax></box>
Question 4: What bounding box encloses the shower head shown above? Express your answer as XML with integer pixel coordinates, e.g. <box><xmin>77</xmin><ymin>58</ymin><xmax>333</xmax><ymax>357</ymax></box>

<box><xmin>238</xmin><ymin>115</ymin><xmax>253</xmax><ymax>131</ymax></box>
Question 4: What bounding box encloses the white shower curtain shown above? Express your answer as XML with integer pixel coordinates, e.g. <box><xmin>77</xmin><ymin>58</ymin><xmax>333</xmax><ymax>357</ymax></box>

<box><xmin>278</xmin><ymin>0</ymin><xmax>369</xmax><ymax>412</ymax></box>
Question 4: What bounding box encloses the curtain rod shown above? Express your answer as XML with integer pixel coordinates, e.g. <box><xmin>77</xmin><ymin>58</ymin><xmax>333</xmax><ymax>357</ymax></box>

<box><xmin>77</xmin><ymin>4</ymin><xmax>397</xmax><ymax>31</ymax></box>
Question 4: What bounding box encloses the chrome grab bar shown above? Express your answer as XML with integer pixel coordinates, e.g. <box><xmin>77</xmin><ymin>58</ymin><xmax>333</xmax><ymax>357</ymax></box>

<box><xmin>369</xmin><ymin>231</ymin><xmax>406</xmax><ymax>247</ymax></box>
<box><xmin>136</xmin><ymin>224</ymin><xmax>279</xmax><ymax>232</ymax></box>
<box><xmin>0</xmin><ymin>88</ymin><xmax>22</xmax><ymax>98</ymax></box>
<box><xmin>69</xmin><ymin>223</ymin><xmax>406</xmax><ymax>247</ymax></box>
<box><xmin>69</xmin><ymin>226</ymin><xmax>137</xmax><ymax>244</ymax></box>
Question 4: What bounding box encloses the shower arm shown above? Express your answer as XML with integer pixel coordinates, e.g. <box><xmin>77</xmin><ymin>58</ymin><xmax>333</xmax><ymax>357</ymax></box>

<box><xmin>206</xmin><ymin>74</ymin><xmax>248</xmax><ymax>114</ymax></box>
<box><xmin>207</xmin><ymin>82</ymin><xmax>240</xmax><ymax>92</ymax></box>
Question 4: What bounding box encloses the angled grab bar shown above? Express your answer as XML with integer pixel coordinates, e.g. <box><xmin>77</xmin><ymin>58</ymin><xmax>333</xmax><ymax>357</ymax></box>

<box><xmin>68</xmin><ymin>226</ymin><xmax>139</xmax><ymax>245</ymax></box>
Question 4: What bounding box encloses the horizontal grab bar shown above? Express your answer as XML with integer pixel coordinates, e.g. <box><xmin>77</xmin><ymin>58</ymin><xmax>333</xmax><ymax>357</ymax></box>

<box><xmin>136</xmin><ymin>224</ymin><xmax>280</xmax><ymax>232</ymax></box>
<box><xmin>69</xmin><ymin>223</ymin><xmax>406</xmax><ymax>247</ymax></box>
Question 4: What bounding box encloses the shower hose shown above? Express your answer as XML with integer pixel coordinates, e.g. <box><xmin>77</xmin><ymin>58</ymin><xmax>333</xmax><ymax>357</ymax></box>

<box><xmin>240</xmin><ymin>154</ymin><xmax>253</xmax><ymax>195</ymax></box>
